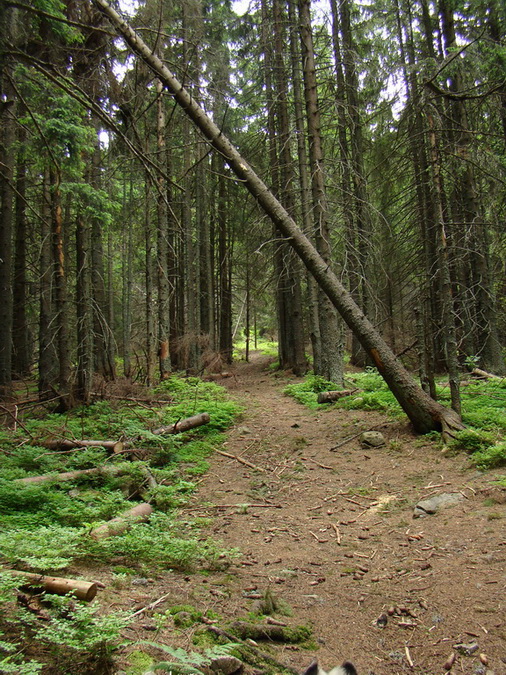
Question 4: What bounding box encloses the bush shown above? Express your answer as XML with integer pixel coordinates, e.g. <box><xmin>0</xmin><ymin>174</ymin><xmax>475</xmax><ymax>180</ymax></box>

<box><xmin>471</xmin><ymin>442</ymin><xmax>506</xmax><ymax>470</ymax></box>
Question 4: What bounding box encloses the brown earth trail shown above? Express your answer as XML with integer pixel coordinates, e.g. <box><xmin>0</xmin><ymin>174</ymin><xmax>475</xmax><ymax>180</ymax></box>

<box><xmin>119</xmin><ymin>353</ymin><xmax>505</xmax><ymax>675</ymax></box>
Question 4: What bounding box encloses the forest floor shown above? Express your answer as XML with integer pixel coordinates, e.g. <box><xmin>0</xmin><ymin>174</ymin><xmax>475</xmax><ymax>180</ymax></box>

<box><xmin>114</xmin><ymin>352</ymin><xmax>506</xmax><ymax>675</ymax></box>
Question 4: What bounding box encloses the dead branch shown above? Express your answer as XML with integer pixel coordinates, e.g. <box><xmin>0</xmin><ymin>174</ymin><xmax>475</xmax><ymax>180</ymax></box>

<box><xmin>214</xmin><ymin>448</ymin><xmax>266</xmax><ymax>472</ymax></box>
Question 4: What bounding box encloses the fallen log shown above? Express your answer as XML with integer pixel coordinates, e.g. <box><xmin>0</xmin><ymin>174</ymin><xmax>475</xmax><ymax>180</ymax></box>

<box><xmin>151</xmin><ymin>412</ymin><xmax>210</xmax><ymax>435</ymax></box>
<box><xmin>39</xmin><ymin>439</ymin><xmax>121</xmax><ymax>451</ymax></box>
<box><xmin>470</xmin><ymin>368</ymin><xmax>501</xmax><ymax>380</ymax></box>
<box><xmin>14</xmin><ymin>464</ymin><xmax>127</xmax><ymax>485</ymax></box>
<box><xmin>206</xmin><ymin>625</ymin><xmax>299</xmax><ymax>675</ymax></box>
<box><xmin>15</xmin><ymin>467</ymin><xmax>101</xmax><ymax>485</ymax></box>
<box><xmin>230</xmin><ymin>621</ymin><xmax>308</xmax><ymax>642</ymax></box>
<box><xmin>39</xmin><ymin>413</ymin><xmax>211</xmax><ymax>451</ymax></box>
<box><xmin>89</xmin><ymin>502</ymin><xmax>153</xmax><ymax>540</ymax></box>
<box><xmin>6</xmin><ymin>570</ymin><xmax>97</xmax><ymax>601</ymax></box>
<box><xmin>317</xmin><ymin>389</ymin><xmax>359</xmax><ymax>404</ymax></box>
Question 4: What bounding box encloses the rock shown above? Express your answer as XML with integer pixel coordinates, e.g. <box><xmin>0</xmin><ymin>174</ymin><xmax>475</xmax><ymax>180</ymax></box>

<box><xmin>205</xmin><ymin>656</ymin><xmax>243</xmax><ymax>675</ymax></box>
<box><xmin>413</xmin><ymin>492</ymin><xmax>465</xmax><ymax>518</ymax></box>
<box><xmin>453</xmin><ymin>642</ymin><xmax>479</xmax><ymax>656</ymax></box>
<box><xmin>360</xmin><ymin>431</ymin><xmax>385</xmax><ymax>447</ymax></box>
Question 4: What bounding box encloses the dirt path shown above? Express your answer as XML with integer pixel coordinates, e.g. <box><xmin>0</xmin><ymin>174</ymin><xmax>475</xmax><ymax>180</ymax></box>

<box><xmin>121</xmin><ymin>353</ymin><xmax>506</xmax><ymax>675</ymax></box>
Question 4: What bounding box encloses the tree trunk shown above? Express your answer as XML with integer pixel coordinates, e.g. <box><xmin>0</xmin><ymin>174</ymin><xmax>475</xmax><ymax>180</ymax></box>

<box><xmin>12</xmin><ymin>111</ymin><xmax>31</xmax><ymax>378</ymax></box>
<box><xmin>50</xmin><ymin>165</ymin><xmax>72</xmax><ymax>409</ymax></box>
<box><xmin>122</xmin><ymin>173</ymin><xmax>133</xmax><ymax>379</ymax></box>
<box><xmin>38</xmin><ymin>168</ymin><xmax>58</xmax><ymax>397</ymax></box>
<box><xmin>338</xmin><ymin>0</ymin><xmax>373</xmax><ymax>367</ymax></box>
<box><xmin>76</xmin><ymin>209</ymin><xmax>93</xmax><ymax>405</ymax></box>
<box><xmin>156</xmin><ymin>77</ymin><xmax>171</xmax><ymax>379</ymax></box>
<box><xmin>288</xmin><ymin>0</ymin><xmax>321</xmax><ymax>372</ymax></box>
<box><xmin>92</xmin><ymin>0</ymin><xmax>465</xmax><ymax>437</ymax></box>
<box><xmin>0</xmin><ymin>13</ymin><xmax>15</xmax><ymax>396</ymax></box>
<box><xmin>298</xmin><ymin>0</ymin><xmax>344</xmax><ymax>385</ymax></box>
<box><xmin>90</xmin><ymin>134</ymin><xmax>115</xmax><ymax>381</ymax></box>
<box><xmin>144</xmin><ymin>172</ymin><xmax>155</xmax><ymax>386</ymax></box>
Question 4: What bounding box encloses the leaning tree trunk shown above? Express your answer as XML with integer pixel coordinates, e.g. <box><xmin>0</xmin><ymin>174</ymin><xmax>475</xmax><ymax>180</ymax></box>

<box><xmin>92</xmin><ymin>0</ymin><xmax>464</xmax><ymax>438</ymax></box>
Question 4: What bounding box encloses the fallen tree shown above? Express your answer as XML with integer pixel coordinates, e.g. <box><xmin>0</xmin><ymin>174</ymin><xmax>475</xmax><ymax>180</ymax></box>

<box><xmin>92</xmin><ymin>0</ymin><xmax>465</xmax><ymax>439</ymax></box>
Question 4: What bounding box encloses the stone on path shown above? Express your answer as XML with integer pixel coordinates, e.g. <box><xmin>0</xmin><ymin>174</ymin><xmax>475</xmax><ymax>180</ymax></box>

<box><xmin>413</xmin><ymin>492</ymin><xmax>465</xmax><ymax>518</ymax></box>
<box><xmin>360</xmin><ymin>431</ymin><xmax>385</xmax><ymax>447</ymax></box>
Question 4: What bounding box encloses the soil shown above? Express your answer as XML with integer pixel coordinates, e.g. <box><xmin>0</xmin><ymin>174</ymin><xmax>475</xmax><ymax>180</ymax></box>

<box><xmin>111</xmin><ymin>353</ymin><xmax>506</xmax><ymax>675</ymax></box>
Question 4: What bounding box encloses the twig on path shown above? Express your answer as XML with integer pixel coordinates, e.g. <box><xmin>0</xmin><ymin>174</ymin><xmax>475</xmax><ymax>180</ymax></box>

<box><xmin>343</xmin><ymin>508</ymin><xmax>369</xmax><ymax>524</ymax></box>
<box><xmin>215</xmin><ymin>448</ymin><xmax>266</xmax><ymax>473</ymax></box>
<box><xmin>309</xmin><ymin>530</ymin><xmax>329</xmax><ymax>543</ymax></box>
<box><xmin>127</xmin><ymin>591</ymin><xmax>172</xmax><ymax>619</ymax></box>
<box><xmin>303</xmin><ymin>456</ymin><xmax>334</xmax><ymax>470</ymax></box>
<box><xmin>331</xmin><ymin>522</ymin><xmax>341</xmax><ymax>544</ymax></box>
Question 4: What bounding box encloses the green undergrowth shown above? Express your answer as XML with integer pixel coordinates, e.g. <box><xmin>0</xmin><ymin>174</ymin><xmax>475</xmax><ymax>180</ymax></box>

<box><xmin>0</xmin><ymin>375</ymin><xmax>242</xmax><ymax>673</ymax></box>
<box><xmin>284</xmin><ymin>368</ymin><xmax>506</xmax><ymax>468</ymax></box>
<box><xmin>283</xmin><ymin>375</ymin><xmax>339</xmax><ymax>409</ymax></box>
<box><xmin>233</xmin><ymin>337</ymin><xmax>279</xmax><ymax>360</ymax></box>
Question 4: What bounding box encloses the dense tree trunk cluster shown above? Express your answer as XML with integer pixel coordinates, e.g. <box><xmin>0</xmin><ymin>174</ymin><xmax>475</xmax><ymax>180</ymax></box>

<box><xmin>0</xmin><ymin>0</ymin><xmax>504</xmax><ymax>431</ymax></box>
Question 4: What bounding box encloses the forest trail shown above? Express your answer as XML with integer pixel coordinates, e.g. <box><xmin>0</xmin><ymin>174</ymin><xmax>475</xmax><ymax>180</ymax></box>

<box><xmin>119</xmin><ymin>353</ymin><xmax>506</xmax><ymax>675</ymax></box>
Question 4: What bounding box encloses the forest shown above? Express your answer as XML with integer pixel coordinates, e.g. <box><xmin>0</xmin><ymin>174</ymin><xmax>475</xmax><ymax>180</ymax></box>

<box><xmin>0</xmin><ymin>0</ymin><xmax>505</xmax><ymax>417</ymax></box>
<box><xmin>0</xmin><ymin>1</ymin><xmax>506</xmax><ymax>673</ymax></box>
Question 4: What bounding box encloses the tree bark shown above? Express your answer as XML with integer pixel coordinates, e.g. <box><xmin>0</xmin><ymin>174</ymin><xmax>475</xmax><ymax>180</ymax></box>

<box><xmin>92</xmin><ymin>0</ymin><xmax>464</xmax><ymax>437</ymax></box>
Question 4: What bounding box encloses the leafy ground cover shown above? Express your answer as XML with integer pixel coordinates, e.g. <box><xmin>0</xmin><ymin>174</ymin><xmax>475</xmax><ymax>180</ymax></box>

<box><xmin>0</xmin><ymin>376</ymin><xmax>242</xmax><ymax>673</ymax></box>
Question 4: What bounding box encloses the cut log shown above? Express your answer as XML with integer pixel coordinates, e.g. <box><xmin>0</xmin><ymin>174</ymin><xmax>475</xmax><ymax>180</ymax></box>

<box><xmin>14</xmin><ymin>465</ymin><xmax>126</xmax><ymax>485</ymax></box>
<box><xmin>15</xmin><ymin>467</ymin><xmax>101</xmax><ymax>485</ymax></box>
<box><xmin>6</xmin><ymin>570</ymin><xmax>97</xmax><ymax>601</ymax></box>
<box><xmin>89</xmin><ymin>502</ymin><xmax>153</xmax><ymax>540</ymax></box>
<box><xmin>151</xmin><ymin>412</ymin><xmax>210</xmax><ymax>435</ymax></box>
<box><xmin>40</xmin><ymin>439</ymin><xmax>119</xmax><ymax>451</ymax></box>
<box><xmin>317</xmin><ymin>389</ymin><xmax>359</xmax><ymax>404</ymax></box>
<box><xmin>470</xmin><ymin>368</ymin><xmax>501</xmax><ymax>380</ymax></box>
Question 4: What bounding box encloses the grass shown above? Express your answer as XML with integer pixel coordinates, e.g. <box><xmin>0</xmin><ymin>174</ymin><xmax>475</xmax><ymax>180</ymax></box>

<box><xmin>0</xmin><ymin>375</ymin><xmax>242</xmax><ymax>673</ymax></box>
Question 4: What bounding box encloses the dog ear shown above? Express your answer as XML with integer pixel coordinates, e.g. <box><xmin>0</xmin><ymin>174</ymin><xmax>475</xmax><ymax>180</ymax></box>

<box><xmin>327</xmin><ymin>664</ymin><xmax>357</xmax><ymax>675</ymax></box>
<box><xmin>302</xmin><ymin>661</ymin><xmax>322</xmax><ymax>675</ymax></box>
<box><xmin>340</xmin><ymin>663</ymin><xmax>358</xmax><ymax>675</ymax></box>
